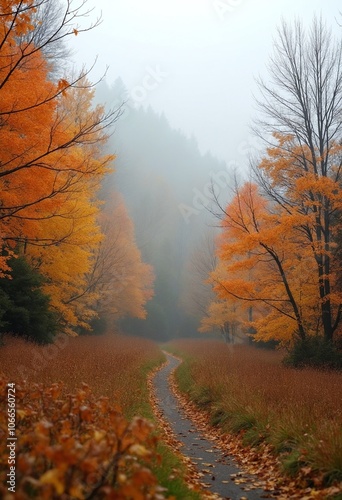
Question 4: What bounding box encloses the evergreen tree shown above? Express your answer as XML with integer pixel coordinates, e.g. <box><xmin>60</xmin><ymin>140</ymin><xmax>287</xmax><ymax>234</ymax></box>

<box><xmin>0</xmin><ymin>256</ymin><xmax>58</xmax><ymax>344</ymax></box>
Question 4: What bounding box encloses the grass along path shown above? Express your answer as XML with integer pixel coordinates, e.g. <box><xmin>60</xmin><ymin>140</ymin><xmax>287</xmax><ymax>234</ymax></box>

<box><xmin>152</xmin><ymin>352</ymin><xmax>270</xmax><ymax>499</ymax></box>
<box><xmin>167</xmin><ymin>339</ymin><xmax>342</xmax><ymax>500</ymax></box>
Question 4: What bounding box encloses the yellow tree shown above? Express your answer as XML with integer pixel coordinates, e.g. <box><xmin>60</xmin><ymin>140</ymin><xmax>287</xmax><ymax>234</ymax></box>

<box><xmin>196</xmin><ymin>251</ymin><xmax>244</xmax><ymax>343</ymax></box>
<box><xmin>84</xmin><ymin>194</ymin><xmax>155</xmax><ymax>329</ymax></box>
<box><xmin>199</xmin><ymin>300</ymin><xmax>241</xmax><ymax>343</ymax></box>
<box><xmin>25</xmin><ymin>183</ymin><xmax>104</xmax><ymax>334</ymax></box>
<box><xmin>21</xmin><ymin>82</ymin><xmax>114</xmax><ymax>333</ymax></box>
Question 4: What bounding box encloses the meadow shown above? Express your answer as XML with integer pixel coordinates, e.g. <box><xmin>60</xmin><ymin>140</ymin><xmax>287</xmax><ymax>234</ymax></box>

<box><xmin>0</xmin><ymin>333</ymin><xmax>163</xmax><ymax>418</ymax></box>
<box><xmin>0</xmin><ymin>334</ymin><xmax>200</xmax><ymax>499</ymax></box>
<box><xmin>2</xmin><ymin>333</ymin><xmax>341</xmax><ymax>498</ymax></box>
<box><xmin>169</xmin><ymin>339</ymin><xmax>342</xmax><ymax>492</ymax></box>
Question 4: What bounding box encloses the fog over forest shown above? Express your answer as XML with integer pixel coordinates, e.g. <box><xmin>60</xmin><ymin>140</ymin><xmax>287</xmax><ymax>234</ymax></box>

<box><xmin>2</xmin><ymin>0</ymin><xmax>339</xmax><ymax>345</ymax></box>
<box><xmin>84</xmin><ymin>1</ymin><xmax>342</xmax><ymax>341</ymax></box>
<box><xmin>2</xmin><ymin>3</ymin><xmax>342</xmax><ymax>496</ymax></box>
<box><xmin>96</xmin><ymin>78</ymin><xmax>232</xmax><ymax>339</ymax></box>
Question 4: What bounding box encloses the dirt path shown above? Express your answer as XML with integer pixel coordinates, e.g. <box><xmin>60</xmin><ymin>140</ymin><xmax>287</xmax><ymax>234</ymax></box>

<box><xmin>153</xmin><ymin>352</ymin><xmax>272</xmax><ymax>500</ymax></box>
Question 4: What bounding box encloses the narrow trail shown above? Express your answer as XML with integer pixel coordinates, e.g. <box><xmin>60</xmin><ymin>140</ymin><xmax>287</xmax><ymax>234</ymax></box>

<box><xmin>153</xmin><ymin>352</ymin><xmax>271</xmax><ymax>500</ymax></box>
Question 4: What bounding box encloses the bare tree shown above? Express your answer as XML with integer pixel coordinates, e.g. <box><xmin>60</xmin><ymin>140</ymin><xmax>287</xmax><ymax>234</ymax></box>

<box><xmin>252</xmin><ymin>17</ymin><xmax>342</xmax><ymax>342</ymax></box>
<box><xmin>185</xmin><ymin>230</ymin><xmax>217</xmax><ymax>319</ymax></box>
<box><xmin>17</xmin><ymin>0</ymin><xmax>75</xmax><ymax>78</ymax></box>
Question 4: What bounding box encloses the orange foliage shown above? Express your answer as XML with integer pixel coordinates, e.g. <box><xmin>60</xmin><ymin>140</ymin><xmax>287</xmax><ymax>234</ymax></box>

<box><xmin>0</xmin><ymin>63</ymin><xmax>112</xmax><ymax>244</ymax></box>
<box><xmin>207</xmin><ymin>183</ymin><xmax>319</xmax><ymax>343</ymax></box>
<box><xmin>0</xmin><ymin>375</ymin><xmax>165</xmax><ymax>499</ymax></box>
<box><xmin>0</xmin><ymin>335</ymin><xmax>165</xmax><ymax>498</ymax></box>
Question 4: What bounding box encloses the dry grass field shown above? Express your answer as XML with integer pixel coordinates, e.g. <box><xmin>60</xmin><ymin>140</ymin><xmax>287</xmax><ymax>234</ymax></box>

<box><xmin>169</xmin><ymin>339</ymin><xmax>342</xmax><ymax>489</ymax></box>
<box><xmin>0</xmin><ymin>334</ymin><xmax>168</xmax><ymax>499</ymax></box>
<box><xmin>0</xmin><ymin>333</ymin><xmax>163</xmax><ymax>417</ymax></box>
<box><xmin>0</xmin><ymin>334</ymin><xmax>201</xmax><ymax>499</ymax></box>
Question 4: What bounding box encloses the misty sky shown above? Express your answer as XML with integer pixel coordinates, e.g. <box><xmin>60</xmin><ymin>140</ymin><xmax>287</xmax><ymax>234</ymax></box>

<box><xmin>71</xmin><ymin>0</ymin><xmax>342</xmax><ymax>171</ymax></box>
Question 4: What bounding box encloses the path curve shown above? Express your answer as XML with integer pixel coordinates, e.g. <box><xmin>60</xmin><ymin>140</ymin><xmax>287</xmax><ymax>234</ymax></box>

<box><xmin>153</xmin><ymin>352</ymin><xmax>271</xmax><ymax>500</ymax></box>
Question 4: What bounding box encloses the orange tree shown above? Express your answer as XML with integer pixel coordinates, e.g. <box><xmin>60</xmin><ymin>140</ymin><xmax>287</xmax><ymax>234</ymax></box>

<box><xmin>210</xmin><ymin>181</ymin><xmax>323</xmax><ymax>345</ymax></box>
<box><xmin>0</xmin><ymin>1</ymin><xmax>128</xmax><ymax>336</ymax></box>
<box><xmin>0</xmin><ymin>0</ymin><xmax>119</xmax><ymax>253</ymax></box>
<box><xmin>70</xmin><ymin>193</ymin><xmax>155</xmax><ymax>333</ymax></box>
<box><xmin>251</xmin><ymin>18</ymin><xmax>342</xmax><ymax>343</ymax></box>
<box><xmin>208</xmin><ymin>18</ymin><xmax>342</xmax><ymax>347</ymax></box>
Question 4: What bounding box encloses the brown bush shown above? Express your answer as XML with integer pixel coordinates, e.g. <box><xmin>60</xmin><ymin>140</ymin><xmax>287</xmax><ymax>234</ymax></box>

<box><xmin>0</xmin><ymin>375</ymin><xmax>165</xmax><ymax>499</ymax></box>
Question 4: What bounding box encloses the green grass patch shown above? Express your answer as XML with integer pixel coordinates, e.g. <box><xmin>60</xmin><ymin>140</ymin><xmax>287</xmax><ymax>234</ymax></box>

<box><xmin>153</xmin><ymin>442</ymin><xmax>201</xmax><ymax>499</ymax></box>
<box><xmin>124</xmin><ymin>354</ymin><xmax>164</xmax><ymax>420</ymax></box>
<box><xmin>282</xmin><ymin>449</ymin><xmax>306</xmax><ymax>477</ymax></box>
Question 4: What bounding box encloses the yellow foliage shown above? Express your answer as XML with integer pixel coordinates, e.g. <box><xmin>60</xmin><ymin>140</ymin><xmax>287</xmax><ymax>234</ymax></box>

<box><xmin>86</xmin><ymin>193</ymin><xmax>155</xmax><ymax>324</ymax></box>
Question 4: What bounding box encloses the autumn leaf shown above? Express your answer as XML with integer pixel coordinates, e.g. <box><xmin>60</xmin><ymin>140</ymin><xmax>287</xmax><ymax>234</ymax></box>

<box><xmin>57</xmin><ymin>78</ymin><xmax>69</xmax><ymax>96</ymax></box>
<box><xmin>129</xmin><ymin>443</ymin><xmax>151</xmax><ymax>458</ymax></box>
<box><xmin>40</xmin><ymin>469</ymin><xmax>65</xmax><ymax>495</ymax></box>
<box><xmin>69</xmin><ymin>484</ymin><xmax>84</xmax><ymax>499</ymax></box>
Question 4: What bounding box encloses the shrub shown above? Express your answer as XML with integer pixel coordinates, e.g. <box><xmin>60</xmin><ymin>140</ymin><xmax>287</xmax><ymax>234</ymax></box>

<box><xmin>0</xmin><ymin>374</ymin><xmax>165</xmax><ymax>499</ymax></box>
<box><xmin>283</xmin><ymin>336</ymin><xmax>342</xmax><ymax>370</ymax></box>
